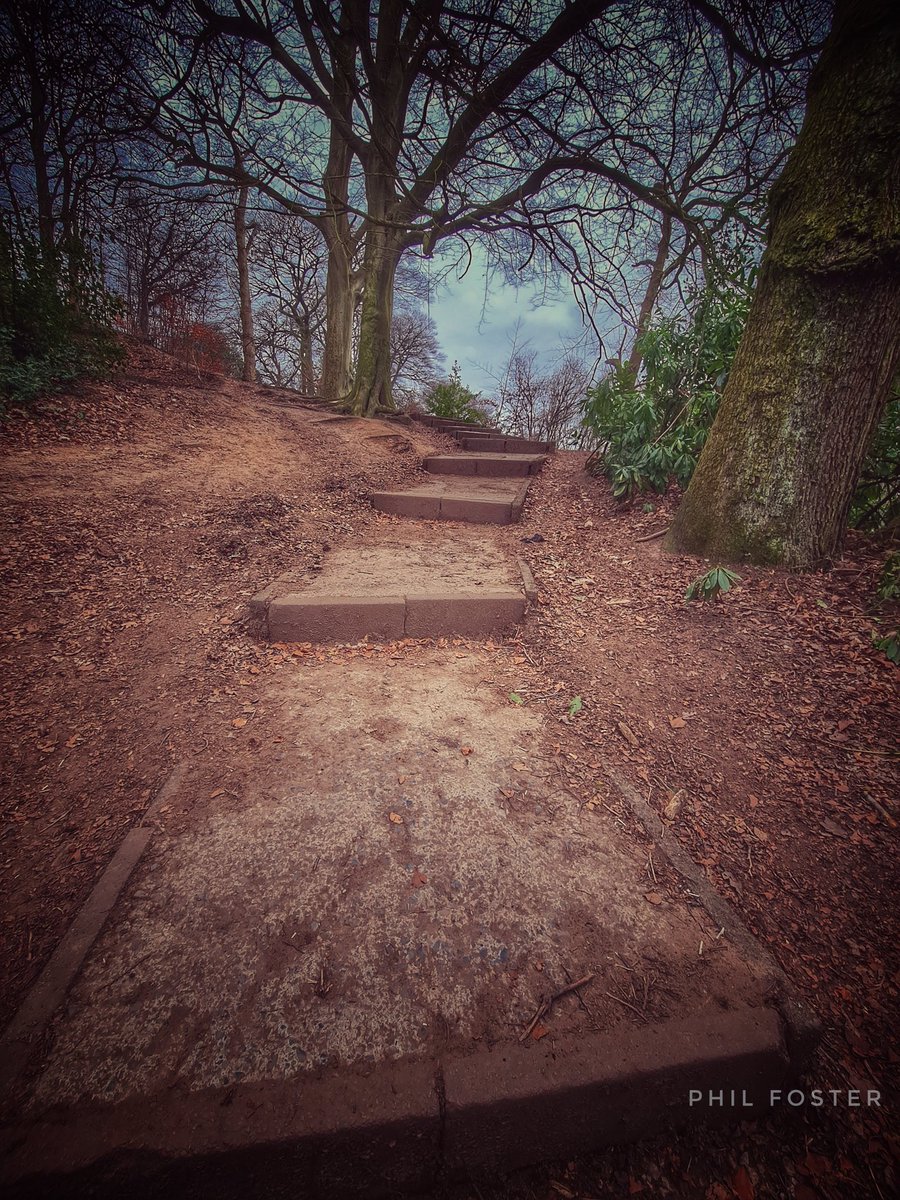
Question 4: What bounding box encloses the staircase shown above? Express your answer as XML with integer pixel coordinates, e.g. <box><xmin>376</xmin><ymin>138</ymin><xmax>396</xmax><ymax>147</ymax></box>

<box><xmin>250</xmin><ymin>415</ymin><xmax>552</xmax><ymax>643</ymax></box>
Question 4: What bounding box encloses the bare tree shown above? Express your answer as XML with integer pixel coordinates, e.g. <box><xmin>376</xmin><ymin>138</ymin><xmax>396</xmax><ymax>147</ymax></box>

<box><xmin>249</xmin><ymin>210</ymin><xmax>327</xmax><ymax>392</ymax></box>
<box><xmin>148</xmin><ymin>1</ymin><xmax>820</xmax><ymax>416</ymax></box>
<box><xmin>493</xmin><ymin>343</ymin><xmax>592</xmax><ymax>447</ymax></box>
<box><xmin>0</xmin><ymin>0</ymin><xmax>138</xmax><ymax>253</ymax></box>
<box><xmin>390</xmin><ymin>310</ymin><xmax>444</xmax><ymax>408</ymax></box>
<box><xmin>108</xmin><ymin>184</ymin><xmax>222</xmax><ymax>351</ymax></box>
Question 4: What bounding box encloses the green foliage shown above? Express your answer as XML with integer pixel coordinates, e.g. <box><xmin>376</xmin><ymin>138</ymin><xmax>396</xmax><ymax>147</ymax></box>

<box><xmin>851</xmin><ymin>383</ymin><xmax>900</xmax><ymax>532</ymax></box>
<box><xmin>582</xmin><ymin>259</ymin><xmax>754</xmax><ymax>499</ymax></box>
<box><xmin>0</xmin><ymin>224</ymin><xmax>122</xmax><ymax>412</ymax></box>
<box><xmin>876</xmin><ymin>551</ymin><xmax>900</xmax><ymax>602</ymax></box>
<box><xmin>685</xmin><ymin>566</ymin><xmax>741</xmax><ymax>601</ymax></box>
<box><xmin>872</xmin><ymin>629</ymin><xmax>899</xmax><ymax>665</ymax></box>
<box><xmin>567</xmin><ymin>696</ymin><xmax>582</xmax><ymax>717</ymax></box>
<box><xmin>424</xmin><ymin>361</ymin><xmax>490</xmax><ymax>424</ymax></box>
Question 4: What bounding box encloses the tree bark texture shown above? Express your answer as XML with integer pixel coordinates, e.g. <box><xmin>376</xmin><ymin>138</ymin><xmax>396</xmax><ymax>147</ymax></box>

<box><xmin>348</xmin><ymin>224</ymin><xmax>400</xmax><ymax>415</ymax></box>
<box><xmin>666</xmin><ymin>0</ymin><xmax>900</xmax><ymax>568</ymax></box>
<box><xmin>234</xmin><ymin>182</ymin><xmax>257</xmax><ymax>383</ymax></box>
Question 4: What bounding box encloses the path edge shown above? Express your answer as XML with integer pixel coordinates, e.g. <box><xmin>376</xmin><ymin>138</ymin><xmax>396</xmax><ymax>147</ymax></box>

<box><xmin>0</xmin><ymin>765</ymin><xmax>186</xmax><ymax>1100</ymax></box>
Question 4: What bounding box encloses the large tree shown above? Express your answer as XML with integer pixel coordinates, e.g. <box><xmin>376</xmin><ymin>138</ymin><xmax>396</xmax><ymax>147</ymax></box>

<box><xmin>148</xmin><ymin>1</ymin><xmax>821</xmax><ymax>416</ymax></box>
<box><xmin>667</xmin><ymin>0</ymin><xmax>900</xmax><ymax>568</ymax></box>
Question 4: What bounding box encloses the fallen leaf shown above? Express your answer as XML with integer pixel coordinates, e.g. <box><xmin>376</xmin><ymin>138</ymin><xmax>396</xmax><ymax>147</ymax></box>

<box><xmin>644</xmin><ymin>891</ymin><xmax>664</xmax><ymax>905</ymax></box>
<box><xmin>231</xmin><ymin>717</ymin><xmax>247</xmax><ymax>728</ymax></box>
<box><xmin>663</xmin><ymin>793</ymin><xmax>682</xmax><ymax>821</ymax></box>
<box><xmin>668</xmin><ymin>716</ymin><xmax>686</xmax><ymax>729</ymax></box>
<box><xmin>411</xmin><ymin>869</ymin><xmax>428</xmax><ymax>888</ymax></box>
<box><xmin>617</xmin><ymin>721</ymin><xmax>638</xmax><ymax>746</ymax></box>
<box><xmin>509</xmin><ymin>692</ymin><xmax>524</xmax><ymax>705</ymax></box>
<box><xmin>209</xmin><ymin>788</ymin><xmax>225</xmax><ymax>799</ymax></box>
<box><xmin>460</xmin><ymin>745</ymin><xmax>473</xmax><ymax>756</ymax></box>
<box><xmin>531</xmin><ymin>1023</ymin><xmax>550</xmax><ymax>1040</ymax></box>
<box><xmin>388</xmin><ymin>811</ymin><xmax>404</xmax><ymax>824</ymax></box>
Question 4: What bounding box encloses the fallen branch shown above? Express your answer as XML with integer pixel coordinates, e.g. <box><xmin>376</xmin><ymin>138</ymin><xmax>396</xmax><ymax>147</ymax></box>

<box><xmin>635</xmin><ymin>527</ymin><xmax>668</xmax><ymax>543</ymax></box>
<box><xmin>519</xmin><ymin>972</ymin><xmax>595</xmax><ymax>1041</ymax></box>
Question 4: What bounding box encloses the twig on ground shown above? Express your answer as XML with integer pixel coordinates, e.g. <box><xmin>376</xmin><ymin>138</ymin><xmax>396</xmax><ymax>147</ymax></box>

<box><xmin>519</xmin><ymin>972</ymin><xmax>595</xmax><ymax>1041</ymax></box>
<box><xmin>604</xmin><ymin>989</ymin><xmax>647</xmax><ymax>1021</ymax></box>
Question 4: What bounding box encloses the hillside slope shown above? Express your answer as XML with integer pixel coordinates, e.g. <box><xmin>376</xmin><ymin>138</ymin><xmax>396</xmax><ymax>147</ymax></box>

<box><xmin>0</xmin><ymin>343</ymin><xmax>448</xmax><ymax>1025</ymax></box>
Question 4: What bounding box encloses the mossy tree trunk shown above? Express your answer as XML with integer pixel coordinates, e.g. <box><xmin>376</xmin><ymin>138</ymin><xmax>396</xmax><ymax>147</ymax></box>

<box><xmin>348</xmin><ymin>214</ymin><xmax>400</xmax><ymax>416</ymax></box>
<box><xmin>666</xmin><ymin>0</ymin><xmax>900</xmax><ymax>568</ymax></box>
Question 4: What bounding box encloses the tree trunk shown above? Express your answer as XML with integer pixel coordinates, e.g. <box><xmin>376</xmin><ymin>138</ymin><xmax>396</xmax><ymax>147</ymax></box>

<box><xmin>298</xmin><ymin>316</ymin><xmax>315</xmax><ymax>395</ymax></box>
<box><xmin>666</xmin><ymin>0</ymin><xmax>900</xmax><ymax>569</ymax></box>
<box><xmin>28</xmin><ymin>72</ymin><xmax>54</xmax><ymax>254</ymax></box>
<box><xmin>319</xmin><ymin>31</ymin><xmax>356</xmax><ymax>402</ymax></box>
<box><xmin>627</xmin><ymin>211</ymin><xmax>671</xmax><ymax>378</ymax></box>
<box><xmin>234</xmin><ymin>182</ymin><xmax>257</xmax><ymax>383</ymax></box>
<box><xmin>321</xmin><ymin>240</ymin><xmax>355</xmax><ymax>400</ymax></box>
<box><xmin>348</xmin><ymin>223</ymin><xmax>399</xmax><ymax>416</ymax></box>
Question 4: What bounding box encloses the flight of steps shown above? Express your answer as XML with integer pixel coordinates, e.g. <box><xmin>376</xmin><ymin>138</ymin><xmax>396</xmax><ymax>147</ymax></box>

<box><xmin>251</xmin><ymin>415</ymin><xmax>552</xmax><ymax>642</ymax></box>
<box><xmin>369</xmin><ymin>415</ymin><xmax>551</xmax><ymax>524</ymax></box>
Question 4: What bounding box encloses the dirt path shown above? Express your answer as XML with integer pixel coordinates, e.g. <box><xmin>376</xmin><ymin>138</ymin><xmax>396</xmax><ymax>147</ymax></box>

<box><xmin>1</xmin><ymin>347</ymin><xmax>897</xmax><ymax>1198</ymax></box>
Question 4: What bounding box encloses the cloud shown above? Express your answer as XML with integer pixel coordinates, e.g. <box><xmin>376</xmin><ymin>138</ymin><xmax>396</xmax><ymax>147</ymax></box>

<box><xmin>426</xmin><ymin>246</ymin><xmax>590</xmax><ymax>395</ymax></box>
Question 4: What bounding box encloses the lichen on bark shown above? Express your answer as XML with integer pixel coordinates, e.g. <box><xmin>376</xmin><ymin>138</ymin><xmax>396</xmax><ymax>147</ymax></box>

<box><xmin>667</xmin><ymin>0</ymin><xmax>900</xmax><ymax>569</ymax></box>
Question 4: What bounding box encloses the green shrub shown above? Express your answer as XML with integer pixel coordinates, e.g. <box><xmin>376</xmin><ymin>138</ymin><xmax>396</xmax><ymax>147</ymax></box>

<box><xmin>876</xmin><ymin>551</ymin><xmax>900</xmax><ymax>602</ymax></box>
<box><xmin>424</xmin><ymin>361</ymin><xmax>490</xmax><ymax>424</ymax></box>
<box><xmin>852</xmin><ymin>387</ymin><xmax>900</xmax><ymax>532</ymax></box>
<box><xmin>872</xmin><ymin>629</ymin><xmax>899</xmax><ymax>665</ymax></box>
<box><xmin>0</xmin><ymin>224</ymin><xmax>122</xmax><ymax>412</ymax></box>
<box><xmin>582</xmin><ymin>257</ymin><xmax>754</xmax><ymax>499</ymax></box>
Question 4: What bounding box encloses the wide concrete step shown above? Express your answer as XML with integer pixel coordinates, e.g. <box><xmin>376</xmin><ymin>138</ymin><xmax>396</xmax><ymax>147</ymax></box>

<box><xmin>459</xmin><ymin>435</ymin><xmax>552</xmax><ymax>453</ymax></box>
<box><xmin>370</xmin><ymin>477</ymin><xmax>528</xmax><ymax>524</ymax></box>
<box><xmin>250</xmin><ymin>539</ymin><xmax>537</xmax><ymax>643</ymax></box>
<box><xmin>449</xmin><ymin>429</ymin><xmax>494</xmax><ymax>442</ymax></box>
<box><xmin>425</xmin><ymin>453</ymin><xmax>546</xmax><ymax>478</ymax></box>
<box><xmin>414</xmin><ymin>415</ymin><xmax>498</xmax><ymax>434</ymax></box>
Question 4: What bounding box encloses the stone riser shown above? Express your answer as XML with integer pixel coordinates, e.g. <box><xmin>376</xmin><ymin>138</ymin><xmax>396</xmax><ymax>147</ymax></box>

<box><xmin>369</xmin><ymin>486</ymin><xmax>527</xmax><ymax>524</ymax></box>
<box><xmin>424</xmin><ymin>454</ymin><xmax>546</xmax><ymax>478</ymax></box>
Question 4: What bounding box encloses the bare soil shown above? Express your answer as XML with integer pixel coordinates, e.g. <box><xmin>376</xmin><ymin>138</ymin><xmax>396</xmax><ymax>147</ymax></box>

<box><xmin>0</xmin><ymin>341</ymin><xmax>447</xmax><ymax>1030</ymax></box>
<box><xmin>2</xmin><ymin>346</ymin><xmax>897</xmax><ymax>1199</ymax></box>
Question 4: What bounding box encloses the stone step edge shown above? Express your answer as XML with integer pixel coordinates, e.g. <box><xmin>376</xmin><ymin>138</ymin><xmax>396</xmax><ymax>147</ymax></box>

<box><xmin>1</xmin><ymin>1004</ymin><xmax>817</xmax><ymax>1194</ymax></box>
<box><xmin>369</xmin><ymin>478</ymin><xmax>531</xmax><ymax>524</ymax></box>
<box><xmin>424</xmin><ymin>453</ymin><xmax>547</xmax><ymax>478</ymax></box>
<box><xmin>248</xmin><ymin>559</ymin><xmax>538</xmax><ymax>643</ymax></box>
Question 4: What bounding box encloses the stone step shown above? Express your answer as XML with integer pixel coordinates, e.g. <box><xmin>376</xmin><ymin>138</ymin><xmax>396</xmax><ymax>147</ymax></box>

<box><xmin>414</xmin><ymin>415</ymin><xmax>497</xmax><ymax>433</ymax></box>
<box><xmin>449</xmin><ymin>430</ymin><xmax>495</xmax><ymax>444</ymax></box>
<box><xmin>458</xmin><ymin>435</ymin><xmax>552</xmax><ymax>453</ymax></box>
<box><xmin>250</xmin><ymin>541</ymin><xmax>535</xmax><ymax>643</ymax></box>
<box><xmin>370</xmin><ymin>477</ymin><xmax>528</xmax><ymax>524</ymax></box>
<box><xmin>425</xmin><ymin>453</ymin><xmax>546</xmax><ymax>478</ymax></box>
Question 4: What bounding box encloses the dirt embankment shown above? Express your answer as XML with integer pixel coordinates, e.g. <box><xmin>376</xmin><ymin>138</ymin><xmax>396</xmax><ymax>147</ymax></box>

<box><xmin>0</xmin><ymin>341</ymin><xmax>447</xmax><ymax>1027</ymax></box>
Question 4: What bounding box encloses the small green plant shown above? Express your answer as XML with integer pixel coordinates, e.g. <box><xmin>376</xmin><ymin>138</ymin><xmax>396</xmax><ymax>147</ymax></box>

<box><xmin>685</xmin><ymin>566</ymin><xmax>741</xmax><ymax>602</ymax></box>
<box><xmin>424</xmin><ymin>361</ymin><xmax>489</xmax><ymax>424</ymax></box>
<box><xmin>872</xmin><ymin>629</ymin><xmax>899</xmax><ymax>664</ymax></box>
<box><xmin>568</xmin><ymin>696</ymin><xmax>583</xmax><ymax>717</ymax></box>
<box><xmin>876</xmin><ymin>551</ymin><xmax>900</xmax><ymax>602</ymax></box>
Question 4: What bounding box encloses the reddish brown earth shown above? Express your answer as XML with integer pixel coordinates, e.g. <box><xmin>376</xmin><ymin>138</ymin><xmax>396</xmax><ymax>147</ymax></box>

<box><xmin>1</xmin><ymin>345</ymin><xmax>897</xmax><ymax>1199</ymax></box>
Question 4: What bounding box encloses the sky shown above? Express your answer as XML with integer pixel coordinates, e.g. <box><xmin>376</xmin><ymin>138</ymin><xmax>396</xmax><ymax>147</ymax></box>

<box><xmin>425</xmin><ymin>245</ymin><xmax>607</xmax><ymax>398</ymax></box>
